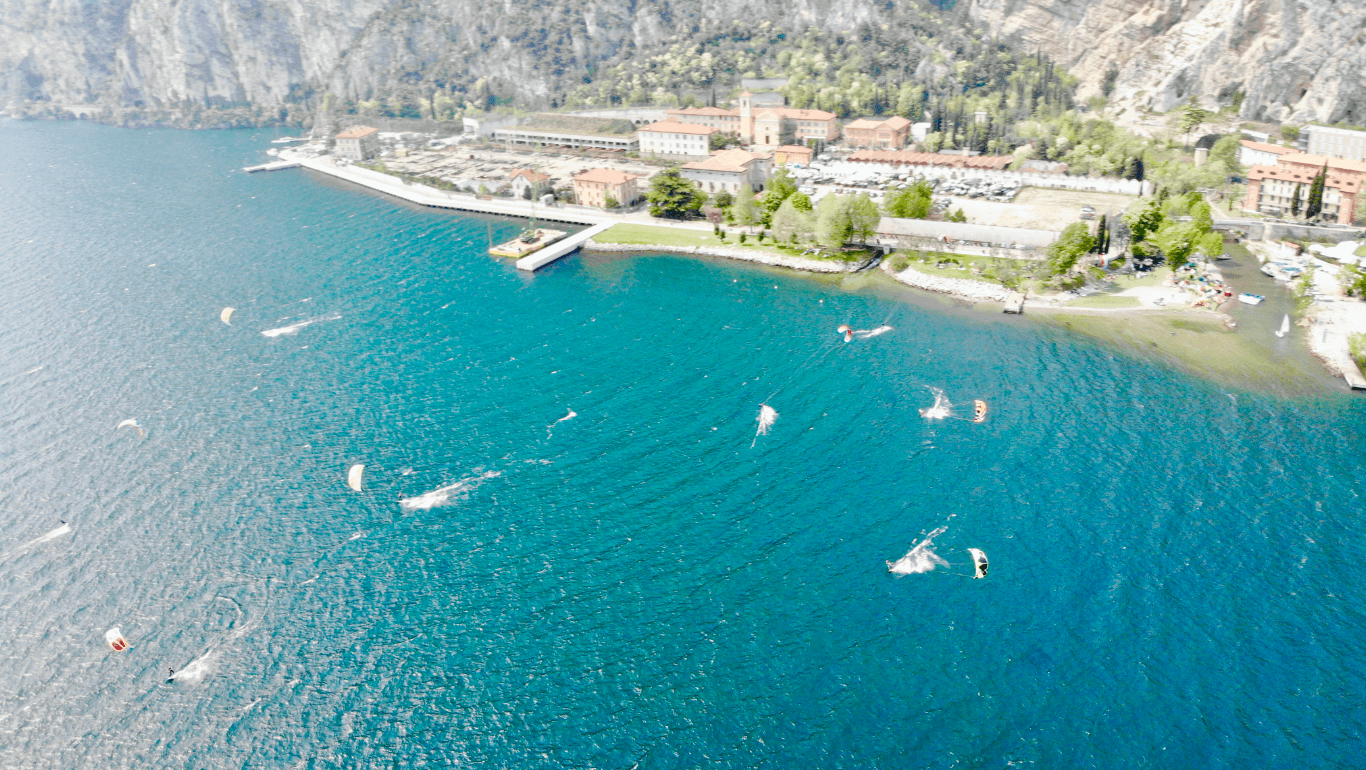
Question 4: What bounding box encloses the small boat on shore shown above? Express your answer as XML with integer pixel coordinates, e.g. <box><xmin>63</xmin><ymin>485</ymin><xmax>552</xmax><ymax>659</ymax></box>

<box><xmin>1238</xmin><ymin>293</ymin><xmax>1265</xmax><ymax>305</ymax></box>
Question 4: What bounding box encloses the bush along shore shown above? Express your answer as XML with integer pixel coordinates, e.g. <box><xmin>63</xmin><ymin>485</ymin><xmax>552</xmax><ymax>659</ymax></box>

<box><xmin>582</xmin><ymin>240</ymin><xmax>861</xmax><ymax>274</ymax></box>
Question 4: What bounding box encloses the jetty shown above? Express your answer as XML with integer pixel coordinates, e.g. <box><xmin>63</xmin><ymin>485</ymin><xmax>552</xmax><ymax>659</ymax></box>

<box><xmin>517</xmin><ymin>222</ymin><xmax>615</xmax><ymax>271</ymax></box>
<box><xmin>1003</xmin><ymin>292</ymin><xmax>1026</xmax><ymax>314</ymax></box>
<box><xmin>279</xmin><ymin>153</ymin><xmax>607</xmax><ymax>226</ymax></box>
<box><xmin>242</xmin><ymin>160</ymin><xmax>300</xmax><ymax>173</ymax></box>
<box><xmin>1344</xmin><ymin>359</ymin><xmax>1366</xmax><ymax>390</ymax></box>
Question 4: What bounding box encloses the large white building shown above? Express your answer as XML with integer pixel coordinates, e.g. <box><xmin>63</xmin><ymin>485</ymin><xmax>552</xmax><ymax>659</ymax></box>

<box><xmin>1239</xmin><ymin>139</ymin><xmax>1294</xmax><ymax>168</ymax></box>
<box><xmin>1305</xmin><ymin>125</ymin><xmax>1366</xmax><ymax>163</ymax></box>
<box><xmin>637</xmin><ymin>119</ymin><xmax>716</xmax><ymax>161</ymax></box>
<box><xmin>680</xmin><ymin>148</ymin><xmax>773</xmax><ymax>194</ymax></box>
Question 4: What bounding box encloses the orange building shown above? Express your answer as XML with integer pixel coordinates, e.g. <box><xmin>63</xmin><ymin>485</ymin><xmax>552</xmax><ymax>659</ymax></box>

<box><xmin>1243</xmin><ymin>152</ymin><xmax>1366</xmax><ymax>224</ymax></box>
<box><xmin>573</xmin><ymin>168</ymin><xmax>642</xmax><ymax>208</ymax></box>
<box><xmin>666</xmin><ymin>91</ymin><xmax>837</xmax><ymax>147</ymax></box>
<box><xmin>842</xmin><ymin>116</ymin><xmax>912</xmax><ymax>149</ymax></box>
<box><xmin>773</xmin><ymin>145</ymin><xmax>814</xmax><ymax>166</ymax></box>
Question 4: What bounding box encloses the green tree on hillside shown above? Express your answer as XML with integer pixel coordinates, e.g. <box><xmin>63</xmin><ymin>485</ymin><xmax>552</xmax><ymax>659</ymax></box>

<box><xmin>771</xmin><ymin>197</ymin><xmax>815</xmax><ymax>242</ymax></box>
<box><xmin>849</xmin><ymin>194</ymin><xmax>881</xmax><ymax>242</ymax></box>
<box><xmin>760</xmin><ymin>168</ymin><xmax>799</xmax><ymax>226</ymax></box>
<box><xmin>815</xmin><ymin>195</ymin><xmax>854</xmax><ymax>249</ymax></box>
<box><xmin>1151</xmin><ymin>221</ymin><xmax>1201</xmax><ymax>270</ymax></box>
<box><xmin>1178</xmin><ymin>96</ymin><xmax>1211</xmax><ymax>147</ymax></box>
<box><xmin>1191</xmin><ymin>198</ymin><xmax>1214</xmax><ymax>233</ymax></box>
<box><xmin>733</xmin><ymin>183</ymin><xmax>762</xmax><ymax>228</ymax></box>
<box><xmin>646</xmin><ymin>169</ymin><xmax>706</xmax><ymax>219</ymax></box>
<box><xmin>884</xmin><ymin>180</ymin><xmax>934</xmax><ymax>219</ymax></box>
<box><xmin>1125</xmin><ymin>199</ymin><xmax>1165</xmax><ymax>242</ymax></box>
<box><xmin>1047</xmin><ymin>222</ymin><xmax>1095</xmax><ymax>275</ymax></box>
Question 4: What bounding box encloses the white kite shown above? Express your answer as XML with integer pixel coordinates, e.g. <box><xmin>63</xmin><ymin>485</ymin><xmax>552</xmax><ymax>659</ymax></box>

<box><xmin>347</xmin><ymin>464</ymin><xmax>365</xmax><ymax>492</ymax></box>
<box><xmin>116</xmin><ymin>419</ymin><xmax>146</xmax><ymax>438</ymax></box>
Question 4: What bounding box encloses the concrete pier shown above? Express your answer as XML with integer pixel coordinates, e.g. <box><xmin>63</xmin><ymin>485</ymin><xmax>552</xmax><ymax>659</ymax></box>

<box><xmin>1003</xmin><ymin>292</ymin><xmax>1026</xmax><ymax>313</ymax></box>
<box><xmin>243</xmin><ymin>160</ymin><xmax>301</xmax><ymax>173</ymax></box>
<box><xmin>1344</xmin><ymin>358</ymin><xmax>1366</xmax><ymax>390</ymax></box>
<box><xmin>517</xmin><ymin>222</ymin><xmax>615</xmax><ymax>271</ymax></box>
<box><xmin>283</xmin><ymin>153</ymin><xmax>609</xmax><ymax>226</ymax></box>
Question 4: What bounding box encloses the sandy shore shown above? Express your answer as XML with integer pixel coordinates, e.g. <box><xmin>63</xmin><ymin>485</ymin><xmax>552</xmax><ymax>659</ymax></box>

<box><xmin>582</xmin><ymin>240</ymin><xmax>862</xmax><ymax>273</ymax></box>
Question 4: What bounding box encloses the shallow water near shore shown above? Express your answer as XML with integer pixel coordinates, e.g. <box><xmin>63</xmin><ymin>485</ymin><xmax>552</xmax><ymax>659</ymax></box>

<box><xmin>3</xmin><ymin>121</ymin><xmax>1366</xmax><ymax>768</ymax></box>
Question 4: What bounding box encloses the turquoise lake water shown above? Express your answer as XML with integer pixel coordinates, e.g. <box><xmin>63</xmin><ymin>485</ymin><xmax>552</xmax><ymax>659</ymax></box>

<box><xmin>2</xmin><ymin>121</ymin><xmax>1365</xmax><ymax>768</ymax></box>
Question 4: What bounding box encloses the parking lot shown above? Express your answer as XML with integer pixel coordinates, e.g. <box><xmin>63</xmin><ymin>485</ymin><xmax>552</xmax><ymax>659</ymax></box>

<box><xmin>378</xmin><ymin>137</ymin><xmax>661</xmax><ymax>194</ymax></box>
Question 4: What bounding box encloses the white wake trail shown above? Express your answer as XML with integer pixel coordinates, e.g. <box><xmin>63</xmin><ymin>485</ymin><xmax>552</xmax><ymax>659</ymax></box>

<box><xmin>547</xmin><ymin>409</ymin><xmax>577</xmax><ymax>438</ymax></box>
<box><xmin>2</xmin><ymin>523</ymin><xmax>72</xmax><ymax>560</ymax></box>
<box><xmin>260</xmin><ymin>313</ymin><xmax>341</xmax><ymax>338</ymax></box>
<box><xmin>854</xmin><ymin>325</ymin><xmax>893</xmax><ymax>339</ymax></box>
<box><xmin>399</xmin><ymin>470</ymin><xmax>501</xmax><ymax>511</ymax></box>
<box><xmin>887</xmin><ymin>526</ymin><xmax>951</xmax><ymax>575</ymax></box>
<box><xmin>919</xmin><ymin>388</ymin><xmax>953</xmax><ymax>420</ymax></box>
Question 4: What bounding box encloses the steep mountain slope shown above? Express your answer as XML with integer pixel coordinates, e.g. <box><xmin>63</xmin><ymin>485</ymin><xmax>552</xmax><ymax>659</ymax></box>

<box><xmin>967</xmin><ymin>0</ymin><xmax>1366</xmax><ymax>124</ymax></box>
<box><xmin>4</xmin><ymin>0</ymin><xmax>1364</xmax><ymax>126</ymax></box>
<box><xmin>0</xmin><ymin>0</ymin><xmax>898</xmax><ymax>121</ymax></box>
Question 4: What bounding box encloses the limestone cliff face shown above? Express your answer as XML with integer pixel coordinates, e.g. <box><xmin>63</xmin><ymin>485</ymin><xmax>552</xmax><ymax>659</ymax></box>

<box><xmin>0</xmin><ymin>0</ymin><xmax>883</xmax><ymax>118</ymax></box>
<box><xmin>967</xmin><ymin>0</ymin><xmax>1366</xmax><ymax>124</ymax></box>
<box><xmin>7</xmin><ymin>0</ymin><xmax>1364</xmax><ymax>125</ymax></box>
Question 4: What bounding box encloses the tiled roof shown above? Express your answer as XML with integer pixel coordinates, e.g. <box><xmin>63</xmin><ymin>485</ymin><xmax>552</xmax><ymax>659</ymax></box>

<box><xmin>1278</xmin><ymin>152</ymin><xmax>1366</xmax><ymax>174</ymax></box>
<box><xmin>573</xmin><ymin>168</ymin><xmax>641</xmax><ymax>185</ymax></box>
<box><xmin>682</xmin><ymin>149</ymin><xmax>770</xmax><ymax>174</ymax></box>
<box><xmin>846</xmin><ymin>116</ymin><xmax>912</xmax><ymax>131</ymax></box>
<box><xmin>1248</xmin><ymin>164</ymin><xmax>1363</xmax><ymax>194</ymax></box>
<box><xmin>336</xmin><ymin>126</ymin><xmax>378</xmax><ymax>138</ymax></box>
<box><xmin>1239</xmin><ymin>140</ymin><xmax>1293</xmax><ymax>155</ymax></box>
<box><xmin>639</xmin><ymin>119</ymin><xmax>718</xmax><ymax>135</ymax></box>
<box><xmin>509</xmin><ymin>168</ymin><xmax>550</xmax><ymax>182</ymax></box>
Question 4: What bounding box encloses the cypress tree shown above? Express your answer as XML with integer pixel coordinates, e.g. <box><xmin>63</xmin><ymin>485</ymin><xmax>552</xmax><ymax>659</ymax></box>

<box><xmin>1290</xmin><ymin>183</ymin><xmax>1303</xmax><ymax>218</ymax></box>
<box><xmin>1306</xmin><ymin>163</ymin><xmax>1328</xmax><ymax>220</ymax></box>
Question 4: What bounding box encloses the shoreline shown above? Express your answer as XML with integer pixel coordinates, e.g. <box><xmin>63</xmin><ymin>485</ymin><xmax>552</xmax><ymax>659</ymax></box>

<box><xmin>582</xmin><ymin>240</ymin><xmax>862</xmax><ymax>274</ymax></box>
<box><xmin>267</xmin><ymin>148</ymin><xmax>1363</xmax><ymax>393</ymax></box>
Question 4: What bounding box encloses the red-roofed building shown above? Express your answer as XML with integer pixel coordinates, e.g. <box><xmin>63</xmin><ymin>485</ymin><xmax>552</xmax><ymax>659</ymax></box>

<box><xmin>335</xmin><ymin>125</ymin><xmax>380</xmax><ymax>161</ymax></box>
<box><xmin>842</xmin><ymin>116</ymin><xmax>913</xmax><ymax>149</ymax></box>
<box><xmin>680</xmin><ymin>149</ymin><xmax>773</xmax><ymax>194</ymax></box>
<box><xmin>573</xmin><ymin>168</ymin><xmax>643</xmax><ymax>208</ymax></box>
<box><xmin>638</xmin><ymin>119</ymin><xmax>717</xmax><ymax>160</ymax></box>
<box><xmin>666</xmin><ymin>92</ymin><xmax>837</xmax><ymax>147</ymax></box>
<box><xmin>1238</xmin><ymin>140</ymin><xmax>1294</xmax><ymax>168</ymax></box>
<box><xmin>773</xmin><ymin>145</ymin><xmax>814</xmax><ymax>166</ymax></box>
<box><xmin>1242</xmin><ymin>152</ymin><xmax>1366</xmax><ymax>223</ymax></box>
<box><xmin>509</xmin><ymin>168</ymin><xmax>551</xmax><ymax>198</ymax></box>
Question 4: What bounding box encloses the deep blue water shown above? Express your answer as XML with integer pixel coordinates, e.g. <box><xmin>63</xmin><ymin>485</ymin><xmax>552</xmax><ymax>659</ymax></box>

<box><xmin>2</xmin><ymin>121</ymin><xmax>1365</xmax><ymax>768</ymax></box>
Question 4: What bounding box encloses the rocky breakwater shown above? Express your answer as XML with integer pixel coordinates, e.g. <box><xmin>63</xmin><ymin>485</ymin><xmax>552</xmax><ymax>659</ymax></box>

<box><xmin>881</xmin><ymin>261</ymin><xmax>1011</xmax><ymax>303</ymax></box>
<box><xmin>583</xmin><ymin>241</ymin><xmax>860</xmax><ymax>274</ymax></box>
<box><xmin>967</xmin><ymin>0</ymin><xmax>1366</xmax><ymax>124</ymax></box>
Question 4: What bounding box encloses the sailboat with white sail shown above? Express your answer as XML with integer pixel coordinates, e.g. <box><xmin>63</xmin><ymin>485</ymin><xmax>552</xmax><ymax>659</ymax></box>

<box><xmin>1274</xmin><ymin>314</ymin><xmax>1291</xmax><ymax>338</ymax></box>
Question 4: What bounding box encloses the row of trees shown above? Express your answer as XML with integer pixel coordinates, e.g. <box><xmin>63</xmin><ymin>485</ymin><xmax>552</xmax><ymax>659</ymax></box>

<box><xmin>644</xmin><ymin>167</ymin><xmax>880</xmax><ymax>250</ymax></box>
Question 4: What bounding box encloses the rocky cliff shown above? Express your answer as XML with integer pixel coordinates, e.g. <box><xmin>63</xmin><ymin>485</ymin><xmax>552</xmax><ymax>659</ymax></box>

<box><xmin>0</xmin><ymin>0</ymin><xmax>888</xmax><ymax>123</ymax></box>
<box><xmin>966</xmin><ymin>0</ymin><xmax>1366</xmax><ymax>125</ymax></box>
<box><xmin>4</xmin><ymin>0</ymin><xmax>1364</xmax><ymax>126</ymax></box>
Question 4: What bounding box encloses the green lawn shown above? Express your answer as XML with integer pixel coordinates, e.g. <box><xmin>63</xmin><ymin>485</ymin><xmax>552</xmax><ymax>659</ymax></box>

<box><xmin>1064</xmin><ymin>294</ymin><xmax>1141</xmax><ymax>309</ymax></box>
<box><xmin>1111</xmin><ymin>270</ymin><xmax>1169</xmax><ymax>289</ymax></box>
<box><xmin>1355</xmin><ymin>242</ymin><xmax>1366</xmax><ymax>258</ymax></box>
<box><xmin>593</xmin><ymin>223</ymin><xmax>869</xmax><ymax>262</ymax></box>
